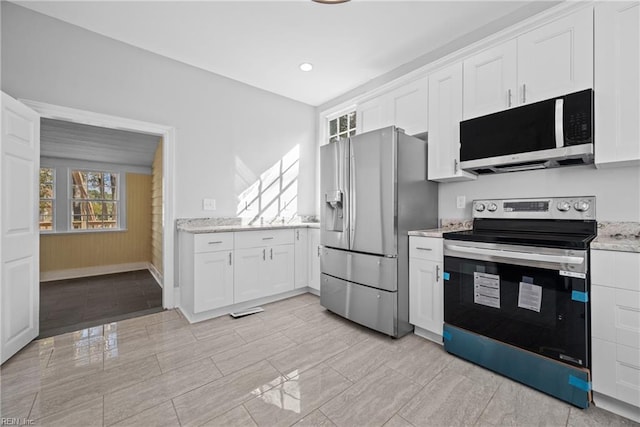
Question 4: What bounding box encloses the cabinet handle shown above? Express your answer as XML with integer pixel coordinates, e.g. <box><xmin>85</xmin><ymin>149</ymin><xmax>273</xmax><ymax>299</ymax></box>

<box><xmin>436</xmin><ymin>265</ymin><xmax>440</xmax><ymax>282</ymax></box>
<box><xmin>416</xmin><ymin>247</ymin><xmax>433</xmax><ymax>251</ymax></box>
<box><xmin>262</xmin><ymin>237</ymin><xmax>274</xmax><ymax>240</ymax></box>
<box><xmin>270</xmin><ymin>248</ymin><xmax>273</xmax><ymax>260</ymax></box>
<box><xmin>317</xmin><ymin>246</ymin><xmax>321</xmax><ymax>257</ymax></box>
<box><xmin>454</xmin><ymin>159</ymin><xmax>459</xmax><ymax>173</ymax></box>
<box><xmin>208</xmin><ymin>241</ymin><xmax>223</xmax><ymax>245</ymax></box>
<box><xmin>263</xmin><ymin>249</ymin><xmax>266</xmax><ymax>261</ymax></box>
<box><xmin>507</xmin><ymin>89</ymin><xmax>512</xmax><ymax>107</ymax></box>
<box><xmin>522</xmin><ymin>84</ymin><xmax>527</xmax><ymax>104</ymax></box>
<box><xmin>228</xmin><ymin>252</ymin><xmax>232</xmax><ymax>265</ymax></box>
<box><xmin>296</xmin><ymin>230</ymin><xmax>299</xmax><ymax>240</ymax></box>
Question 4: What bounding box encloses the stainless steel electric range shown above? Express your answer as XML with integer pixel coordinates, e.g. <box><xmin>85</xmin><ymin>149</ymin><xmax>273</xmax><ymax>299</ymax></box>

<box><xmin>442</xmin><ymin>196</ymin><xmax>597</xmax><ymax>408</ymax></box>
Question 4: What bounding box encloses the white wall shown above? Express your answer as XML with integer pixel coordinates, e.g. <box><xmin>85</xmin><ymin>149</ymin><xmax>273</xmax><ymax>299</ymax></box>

<box><xmin>1</xmin><ymin>3</ymin><xmax>317</xmax><ymax>218</ymax></box>
<box><xmin>439</xmin><ymin>164</ymin><xmax>640</xmax><ymax>222</ymax></box>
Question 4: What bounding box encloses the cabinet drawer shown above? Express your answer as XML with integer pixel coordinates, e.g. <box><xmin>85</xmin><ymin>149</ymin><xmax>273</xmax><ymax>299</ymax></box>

<box><xmin>234</xmin><ymin>229</ymin><xmax>294</xmax><ymax>249</ymax></box>
<box><xmin>592</xmin><ymin>284</ymin><xmax>640</xmax><ymax>349</ymax></box>
<box><xmin>194</xmin><ymin>232</ymin><xmax>234</xmax><ymax>253</ymax></box>
<box><xmin>591</xmin><ymin>250</ymin><xmax>640</xmax><ymax>291</ymax></box>
<box><xmin>409</xmin><ymin>236</ymin><xmax>443</xmax><ymax>261</ymax></box>
<box><xmin>592</xmin><ymin>337</ymin><xmax>640</xmax><ymax>407</ymax></box>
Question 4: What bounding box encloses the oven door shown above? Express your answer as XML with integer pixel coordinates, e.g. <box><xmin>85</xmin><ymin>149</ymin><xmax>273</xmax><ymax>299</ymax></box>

<box><xmin>444</xmin><ymin>240</ymin><xmax>590</xmax><ymax>368</ymax></box>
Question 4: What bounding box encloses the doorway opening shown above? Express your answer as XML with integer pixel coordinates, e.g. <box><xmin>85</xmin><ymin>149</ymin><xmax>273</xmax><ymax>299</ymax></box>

<box><xmin>22</xmin><ymin>100</ymin><xmax>176</xmax><ymax>337</ymax></box>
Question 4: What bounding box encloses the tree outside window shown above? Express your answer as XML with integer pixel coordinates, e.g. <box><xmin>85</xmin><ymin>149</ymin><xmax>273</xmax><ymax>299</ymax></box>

<box><xmin>71</xmin><ymin>170</ymin><xmax>119</xmax><ymax>230</ymax></box>
<box><xmin>39</xmin><ymin>168</ymin><xmax>55</xmax><ymax>230</ymax></box>
<box><xmin>328</xmin><ymin>111</ymin><xmax>356</xmax><ymax>143</ymax></box>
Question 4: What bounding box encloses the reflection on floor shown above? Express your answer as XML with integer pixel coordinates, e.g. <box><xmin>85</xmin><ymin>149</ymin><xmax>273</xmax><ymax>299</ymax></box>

<box><xmin>39</xmin><ymin>270</ymin><xmax>163</xmax><ymax>338</ymax></box>
<box><xmin>2</xmin><ymin>294</ymin><xmax>635</xmax><ymax>426</ymax></box>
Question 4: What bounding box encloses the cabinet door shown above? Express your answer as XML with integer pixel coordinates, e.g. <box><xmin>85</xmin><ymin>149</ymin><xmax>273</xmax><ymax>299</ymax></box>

<box><xmin>517</xmin><ymin>7</ymin><xmax>593</xmax><ymax>105</ymax></box>
<box><xmin>234</xmin><ymin>247</ymin><xmax>267</xmax><ymax>303</ymax></box>
<box><xmin>595</xmin><ymin>1</ymin><xmax>640</xmax><ymax>167</ymax></box>
<box><xmin>294</xmin><ymin>228</ymin><xmax>309</xmax><ymax>289</ymax></box>
<box><xmin>193</xmin><ymin>251</ymin><xmax>234</xmax><ymax>313</ymax></box>
<box><xmin>388</xmin><ymin>77</ymin><xmax>428</xmax><ymax>136</ymax></box>
<box><xmin>427</xmin><ymin>63</ymin><xmax>476</xmax><ymax>182</ymax></box>
<box><xmin>463</xmin><ymin>40</ymin><xmax>517</xmax><ymax>119</ymax></box>
<box><xmin>308</xmin><ymin>229</ymin><xmax>321</xmax><ymax>291</ymax></box>
<box><xmin>409</xmin><ymin>257</ymin><xmax>443</xmax><ymax>337</ymax></box>
<box><xmin>356</xmin><ymin>96</ymin><xmax>387</xmax><ymax>134</ymax></box>
<box><xmin>265</xmin><ymin>244</ymin><xmax>295</xmax><ymax>295</ymax></box>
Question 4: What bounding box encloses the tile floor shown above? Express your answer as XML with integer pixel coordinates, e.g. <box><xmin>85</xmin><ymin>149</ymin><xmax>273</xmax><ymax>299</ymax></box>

<box><xmin>39</xmin><ymin>270</ymin><xmax>163</xmax><ymax>338</ymax></box>
<box><xmin>1</xmin><ymin>293</ymin><xmax>637</xmax><ymax>426</ymax></box>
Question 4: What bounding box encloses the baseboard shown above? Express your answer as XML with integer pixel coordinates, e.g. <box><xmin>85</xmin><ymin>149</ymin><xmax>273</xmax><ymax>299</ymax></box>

<box><xmin>414</xmin><ymin>326</ymin><xmax>443</xmax><ymax>345</ymax></box>
<box><xmin>592</xmin><ymin>392</ymin><xmax>640</xmax><ymax>423</ymax></box>
<box><xmin>40</xmin><ymin>262</ymin><xmax>150</xmax><ymax>282</ymax></box>
<box><xmin>148</xmin><ymin>263</ymin><xmax>164</xmax><ymax>288</ymax></box>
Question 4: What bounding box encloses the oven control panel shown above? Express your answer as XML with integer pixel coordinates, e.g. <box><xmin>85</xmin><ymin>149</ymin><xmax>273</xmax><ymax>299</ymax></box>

<box><xmin>472</xmin><ymin>196</ymin><xmax>596</xmax><ymax>220</ymax></box>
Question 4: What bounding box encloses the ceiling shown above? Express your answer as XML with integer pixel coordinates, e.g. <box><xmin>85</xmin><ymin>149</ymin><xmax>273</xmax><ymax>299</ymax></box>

<box><xmin>15</xmin><ymin>1</ymin><xmax>559</xmax><ymax>106</ymax></box>
<box><xmin>41</xmin><ymin>119</ymin><xmax>161</xmax><ymax>167</ymax></box>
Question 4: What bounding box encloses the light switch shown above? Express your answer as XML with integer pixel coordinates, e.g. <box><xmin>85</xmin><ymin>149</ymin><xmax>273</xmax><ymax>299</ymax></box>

<box><xmin>456</xmin><ymin>195</ymin><xmax>466</xmax><ymax>209</ymax></box>
<box><xmin>203</xmin><ymin>198</ymin><xmax>216</xmax><ymax>211</ymax></box>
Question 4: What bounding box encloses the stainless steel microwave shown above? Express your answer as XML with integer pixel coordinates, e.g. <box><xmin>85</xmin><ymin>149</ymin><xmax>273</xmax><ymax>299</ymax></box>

<box><xmin>459</xmin><ymin>89</ymin><xmax>593</xmax><ymax>174</ymax></box>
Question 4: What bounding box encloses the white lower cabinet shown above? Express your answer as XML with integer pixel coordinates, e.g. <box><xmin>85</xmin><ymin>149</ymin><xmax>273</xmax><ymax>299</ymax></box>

<box><xmin>180</xmin><ymin>228</ymin><xmax>308</xmax><ymax>320</ymax></box>
<box><xmin>408</xmin><ymin>236</ymin><xmax>444</xmax><ymax>343</ymax></box>
<box><xmin>308</xmin><ymin>228</ymin><xmax>320</xmax><ymax>291</ymax></box>
<box><xmin>591</xmin><ymin>249</ymin><xmax>640</xmax><ymax>420</ymax></box>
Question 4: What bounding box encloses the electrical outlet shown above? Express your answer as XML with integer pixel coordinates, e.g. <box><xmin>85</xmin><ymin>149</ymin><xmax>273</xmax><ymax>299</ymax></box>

<box><xmin>203</xmin><ymin>198</ymin><xmax>216</xmax><ymax>211</ymax></box>
<box><xmin>456</xmin><ymin>195</ymin><xmax>466</xmax><ymax>209</ymax></box>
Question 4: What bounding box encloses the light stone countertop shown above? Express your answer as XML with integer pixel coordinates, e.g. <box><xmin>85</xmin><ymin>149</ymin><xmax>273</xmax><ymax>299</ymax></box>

<box><xmin>177</xmin><ymin>218</ymin><xmax>320</xmax><ymax>234</ymax></box>
<box><xmin>592</xmin><ymin>221</ymin><xmax>640</xmax><ymax>253</ymax></box>
<box><xmin>408</xmin><ymin>219</ymin><xmax>473</xmax><ymax>238</ymax></box>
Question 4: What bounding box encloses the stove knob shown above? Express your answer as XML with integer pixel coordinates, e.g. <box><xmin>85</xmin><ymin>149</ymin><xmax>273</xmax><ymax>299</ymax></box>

<box><xmin>487</xmin><ymin>202</ymin><xmax>498</xmax><ymax>212</ymax></box>
<box><xmin>474</xmin><ymin>203</ymin><xmax>486</xmax><ymax>212</ymax></box>
<box><xmin>574</xmin><ymin>200</ymin><xmax>590</xmax><ymax>212</ymax></box>
<box><xmin>557</xmin><ymin>201</ymin><xmax>571</xmax><ymax>212</ymax></box>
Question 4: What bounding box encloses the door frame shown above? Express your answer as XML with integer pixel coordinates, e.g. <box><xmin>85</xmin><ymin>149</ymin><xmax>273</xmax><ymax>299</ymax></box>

<box><xmin>21</xmin><ymin>99</ymin><xmax>177</xmax><ymax>309</ymax></box>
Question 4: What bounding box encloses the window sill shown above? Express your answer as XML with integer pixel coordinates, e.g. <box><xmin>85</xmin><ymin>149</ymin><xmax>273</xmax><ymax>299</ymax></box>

<box><xmin>40</xmin><ymin>228</ymin><xmax>128</xmax><ymax>236</ymax></box>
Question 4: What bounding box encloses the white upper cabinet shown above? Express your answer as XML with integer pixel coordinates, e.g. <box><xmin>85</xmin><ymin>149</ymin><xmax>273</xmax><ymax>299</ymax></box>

<box><xmin>427</xmin><ymin>63</ymin><xmax>476</xmax><ymax>182</ymax></box>
<box><xmin>517</xmin><ymin>7</ymin><xmax>594</xmax><ymax>105</ymax></box>
<box><xmin>594</xmin><ymin>1</ymin><xmax>640</xmax><ymax>168</ymax></box>
<box><xmin>463</xmin><ymin>7</ymin><xmax>593</xmax><ymax>120</ymax></box>
<box><xmin>463</xmin><ymin>40</ymin><xmax>518</xmax><ymax>119</ymax></box>
<box><xmin>356</xmin><ymin>77</ymin><xmax>428</xmax><ymax>136</ymax></box>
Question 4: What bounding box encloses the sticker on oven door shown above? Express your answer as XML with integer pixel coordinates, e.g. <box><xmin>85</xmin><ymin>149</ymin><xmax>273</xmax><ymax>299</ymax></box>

<box><xmin>473</xmin><ymin>272</ymin><xmax>500</xmax><ymax>309</ymax></box>
<box><xmin>559</xmin><ymin>270</ymin><xmax>586</xmax><ymax>279</ymax></box>
<box><xmin>518</xmin><ymin>282</ymin><xmax>542</xmax><ymax>313</ymax></box>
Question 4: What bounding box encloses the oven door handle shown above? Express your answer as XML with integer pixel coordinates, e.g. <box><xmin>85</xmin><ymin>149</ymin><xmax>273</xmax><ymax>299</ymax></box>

<box><xmin>444</xmin><ymin>244</ymin><xmax>585</xmax><ymax>266</ymax></box>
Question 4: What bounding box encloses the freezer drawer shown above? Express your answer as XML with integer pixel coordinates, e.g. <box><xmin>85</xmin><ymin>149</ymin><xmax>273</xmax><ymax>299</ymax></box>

<box><xmin>321</xmin><ymin>246</ymin><xmax>397</xmax><ymax>292</ymax></box>
<box><xmin>320</xmin><ymin>274</ymin><xmax>396</xmax><ymax>336</ymax></box>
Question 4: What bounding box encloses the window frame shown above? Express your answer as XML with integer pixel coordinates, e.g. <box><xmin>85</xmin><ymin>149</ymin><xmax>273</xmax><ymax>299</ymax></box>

<box><xmin>39</xmin><ymin>167</ymin><xmax>56</xmax><ymax>232</ymax></box>
<box><xmin>69</xmin><ymin>169</ymin><xmax>122</xmax><ymax>232</ymax></box>
<box><xmin>39</xmin><ymin>160</ymin><xmax>128</xmax><ymax>235</ymax></box>
<box><xmin>327</xmin><ymin>109</ymin><xmax>357</xmax><ymax>144</ymax></box>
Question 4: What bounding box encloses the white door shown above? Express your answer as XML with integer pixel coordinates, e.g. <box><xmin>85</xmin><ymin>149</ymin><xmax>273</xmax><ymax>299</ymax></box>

<box><xmin>265</xmin><ymin>244</ymin><xmax>294</xmax><ymax>295</ymax></box>
<box><xmin>427</xmin><ymin>63</ymin><xmax>476</xmax><ymax>182</ymax></box>
<box><xmin>1</xmin><ymin>92</ymin><xmax>40</xmax><ymax>364</ymax></box>
<box><xmin>293</xmin><ymin>228</ymin><xmax>308</xmax><ymax>289</ymax></box>
<box><xmin>409</xmin><ymin>258</ymin><xmax>443</xmax><ymax>337</ymax></box>
<box><xmin>193</xmin><ymin>250</ymin><xmax>234</xmax><ymax>313</ymax></box>
<box><xmin>463</xmin><ymin>39</ymin><xmax>517</xmax><ymax>119</ymax></box>
<box><xmin>234</xmin><ymin>247</ymin><xmax>265</xmax><ymax>303</ymax></box>
<box><xmin>389</xmin><ymin>77</ymin><xmax>428</xmax><ymax>136</ymax></box>
<box><xmin>517</xmin><ymin>7</ymin><xmax>593</xmax><ymax>105</ymax></box>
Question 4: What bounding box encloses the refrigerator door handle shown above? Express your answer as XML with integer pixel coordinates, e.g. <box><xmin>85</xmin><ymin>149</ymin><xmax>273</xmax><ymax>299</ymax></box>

<box><xmin>349</xmin><ymin>151</ymin><xmax>356</xmax><ymax>250</ymax></box>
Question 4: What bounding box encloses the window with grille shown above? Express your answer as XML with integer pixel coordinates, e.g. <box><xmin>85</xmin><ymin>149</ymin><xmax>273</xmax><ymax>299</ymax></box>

<box><xmin>39</xmin><ymin>168</ymin><xmax>55</xmax><ymax>231</ymax></box>
<box><xmin>71</xmin><ymin>170</ymin><xmax>119</xmax><ymax>230</ymax></box>
<box><xmin>328</xmin><ymin>111</ymin><xmax>356</xmax><ymax>143</ymax></box>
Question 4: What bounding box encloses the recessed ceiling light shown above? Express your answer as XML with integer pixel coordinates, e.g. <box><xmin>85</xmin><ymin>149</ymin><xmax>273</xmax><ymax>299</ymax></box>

<box><xmin>299</xmin><ymin>63</ymin><xmax>313</xmax><ymax>72</ymax></box>
<box><xmin>312</xmin><ymin>0</ymin><xmax>350</xmax><ymax>3</ymax></box>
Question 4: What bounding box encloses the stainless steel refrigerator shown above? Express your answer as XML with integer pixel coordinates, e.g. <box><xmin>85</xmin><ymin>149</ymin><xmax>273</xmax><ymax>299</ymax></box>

<box><xmin>320</xmin><ymin>126</ymin><xmax>438</xmax><ymax>337</ymax></box>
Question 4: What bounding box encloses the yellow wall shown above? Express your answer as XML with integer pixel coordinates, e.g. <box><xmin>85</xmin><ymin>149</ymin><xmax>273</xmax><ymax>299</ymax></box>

<box><xmin>40</xmin><ymin>173</ymin><xmax>152</xmax><ymax>272</ymax></box>
<box><xmin>151</xmin><ymin>141</ymin><xmax>163</xmax><ymax>275</ymax></box>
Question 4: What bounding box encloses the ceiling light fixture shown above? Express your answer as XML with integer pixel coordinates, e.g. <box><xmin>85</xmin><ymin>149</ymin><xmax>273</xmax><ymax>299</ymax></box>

<box><xmin>312</xmin><ymin>0</ymin><xmax>350</xmax><ymax>4</ymax></box>
<box><xmin>299</xmin><ymin>62</ymin><xmax>313</xmax><ymax>72</ymax></box>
